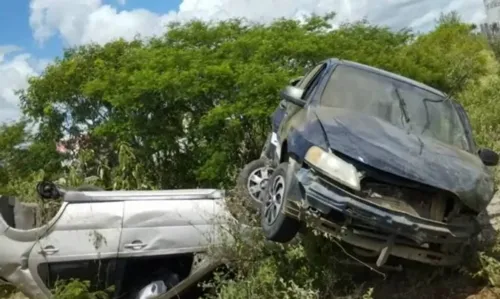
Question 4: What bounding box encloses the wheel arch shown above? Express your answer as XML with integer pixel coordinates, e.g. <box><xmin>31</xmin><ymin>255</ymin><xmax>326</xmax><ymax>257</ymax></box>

<box><xmin>280</xmin><ymin>128</ymin><xmax>316</xmax><ymax>165</ymax></box>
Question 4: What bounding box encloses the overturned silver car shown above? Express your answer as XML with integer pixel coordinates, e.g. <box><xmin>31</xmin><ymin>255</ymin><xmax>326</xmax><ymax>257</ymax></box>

<box><xmin>0</xmin><ymin>183</ymin><xmax>239</xmax><ymax>299</ymax></box>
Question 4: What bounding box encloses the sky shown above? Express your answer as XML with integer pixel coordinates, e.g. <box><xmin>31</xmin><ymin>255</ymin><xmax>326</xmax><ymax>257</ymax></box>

<box><xmin>0</xmin><ymin>0</ymin><xmax>490</xmax><ymax>124</ymax></box>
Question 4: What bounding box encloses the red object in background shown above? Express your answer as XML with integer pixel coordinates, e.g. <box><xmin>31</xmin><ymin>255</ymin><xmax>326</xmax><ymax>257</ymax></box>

<box><xmin>55</xmin><ymin>142</ymin><xmax>68</xmax><ymax>154</ymax></box>
<box><xmin>55</xmin><ymin>134</ymin><xmax>90</xmax><ymax>154</ymax></box>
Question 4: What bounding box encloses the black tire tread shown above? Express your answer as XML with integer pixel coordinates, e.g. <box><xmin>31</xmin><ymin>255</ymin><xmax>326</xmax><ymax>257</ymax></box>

<box><xmin>260</xmin><ymin>162</ymin><xmax>300</xmax><ymax>243</ymax></box>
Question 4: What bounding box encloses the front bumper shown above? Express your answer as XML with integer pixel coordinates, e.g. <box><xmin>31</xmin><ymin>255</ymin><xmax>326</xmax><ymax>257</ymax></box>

<box><xmin>284</xmin><ymin>168</ymin><xmax>480</xmax><ymax>266</ymax></box>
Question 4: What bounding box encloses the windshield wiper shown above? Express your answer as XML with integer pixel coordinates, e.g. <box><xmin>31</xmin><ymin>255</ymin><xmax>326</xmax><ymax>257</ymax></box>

<box><xmin>393</xmin><ymin>87</ymin><xmax>410</xmax><ymax>123</ymax></box>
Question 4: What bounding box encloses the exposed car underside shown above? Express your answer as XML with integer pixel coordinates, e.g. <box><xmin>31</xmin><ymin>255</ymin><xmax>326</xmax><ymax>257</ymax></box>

<box><xmin>286</xmin><ymin>163</ymin><xmax>477</xmax><ymax>267</ymax></box>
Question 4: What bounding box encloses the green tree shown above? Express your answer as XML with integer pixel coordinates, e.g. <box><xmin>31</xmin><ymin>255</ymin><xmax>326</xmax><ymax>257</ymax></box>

<box><xmin>17</xmin><ymin>13</ymin><xmax>417</xmax><ymax>189</ymax></box>
<box><xmin>16</xmin><ymin>11</ymin><xmax>499</xmax><ymax>190</ymax></box>
<box><xmin>0</xmin><ymin>120</ymin><xmax>62</xmax><ymax>193</ymax></box>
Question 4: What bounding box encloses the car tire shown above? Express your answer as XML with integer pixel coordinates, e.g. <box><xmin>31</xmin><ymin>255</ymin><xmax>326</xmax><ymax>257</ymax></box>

<box><xmin>237</xmin><ymin>158</ymin><xmax>274</xmax><ymax>210</ymax></box>
<box><xmin>260</xmin><ymin>162</ymin><xmax>300</xmax><ymax>243</ymax></box>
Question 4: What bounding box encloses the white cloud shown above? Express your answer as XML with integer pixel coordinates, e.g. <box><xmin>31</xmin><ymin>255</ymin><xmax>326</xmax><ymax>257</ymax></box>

<box><xmin>29</xmin><ymin>0</ymin><xmax>176</xmax><ymax>45</ymax></box>
<box><xmin>0</xmin><ymin>45</ymin><xmax>22</xmax><ymax>63</ymax></box>
<box><xmin>30</xmin><ymin>0</ymin><xmax>102</xmax><ymax>46</ymax></box>
<box><xmin>79</xmin><ymin>6</ymin><xmax>176</xmax><ymax>45</ymax></box>
<box><xmin>0</xmin><ymin>46</ymin><xmax>39</xmax><ymax>124</ymax></box>
<box><xmin>409</xmin><ymin>0</ymin><xmax>486</xmax><ymax>32</ymax></box>
<box><xmin>29</xmin><ymin>0</ymin><xmax>488</xmax><ymax>47</ymax></box>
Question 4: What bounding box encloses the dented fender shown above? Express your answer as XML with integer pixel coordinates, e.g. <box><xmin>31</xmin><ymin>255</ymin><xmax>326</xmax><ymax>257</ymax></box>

<box><xmin>0</xmin><ymin>233</ymin><xmax>47</xmax><ymax>299</ymax></box>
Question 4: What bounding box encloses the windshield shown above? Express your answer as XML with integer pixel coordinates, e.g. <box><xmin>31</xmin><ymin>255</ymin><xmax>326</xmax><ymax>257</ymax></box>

<box><xmin>320</xmin><ymin>65</ymin><xmax>471</xmax><ymax>151</ymax></box>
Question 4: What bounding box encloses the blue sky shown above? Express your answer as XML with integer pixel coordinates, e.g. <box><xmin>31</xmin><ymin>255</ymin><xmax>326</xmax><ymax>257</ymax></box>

<box><xmin>0</xmin><ymin>0</ymin><xmax>182</xmax><ymax>61</ymax></box>
<box><xmin>0</xmin><ymin>0</ymin><xmax>488</xmax><ymax>124</ymax></box>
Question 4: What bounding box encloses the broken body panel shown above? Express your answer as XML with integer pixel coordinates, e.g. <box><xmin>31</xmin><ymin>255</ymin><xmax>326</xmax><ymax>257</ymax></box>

<box><xmin>0</xmin><ymin>189</ymin><xmax>235</xmax><ymax>299</ymax></box>
<box><xmin>312</xmin><ymin>108</ymin><xmax>495</xmax><ymax>212</ymax></box>
<box><xmin>263</xmin><ymin>58</ymin><xmax>496</xmax><ymax>266</ymax></box>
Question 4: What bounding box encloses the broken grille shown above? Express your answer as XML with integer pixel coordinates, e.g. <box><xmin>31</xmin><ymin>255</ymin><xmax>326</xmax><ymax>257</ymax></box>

<box><xmin>360</xmin><ymin>180</ymin><xmax>448</xmax><ymax>222</ymax></box>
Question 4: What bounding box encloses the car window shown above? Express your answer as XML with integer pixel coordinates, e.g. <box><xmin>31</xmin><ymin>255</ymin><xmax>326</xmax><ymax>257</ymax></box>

<box><xmin>43</xmin><ymin>259</ymin><xmax>117</xmax><ymax>293</ymax></box>
<box><xmin>296</xmin><ymin>64</ymin><xmax>325</xmax><ymax>90</ymax></box>
<box><xmin>302</xmin><ymin>64</ymin><xmax>327</xmax><ymax>101</ymax></box>
<box><xmin>321</xmin><ymin>65</ymin><xmax>470</xmax><ymax>151</ymax></box>
<box><xmin>0</xmin><ymin>197</ymin><xmax>14</xmax><ymax>228</ymax></box>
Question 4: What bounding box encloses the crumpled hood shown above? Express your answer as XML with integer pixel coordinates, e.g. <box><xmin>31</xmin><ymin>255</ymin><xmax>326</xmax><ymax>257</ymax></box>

<box><xmin>313</xmin><ymin>108</ymin><xmax>495</xmax><ymax>211</ymax></box>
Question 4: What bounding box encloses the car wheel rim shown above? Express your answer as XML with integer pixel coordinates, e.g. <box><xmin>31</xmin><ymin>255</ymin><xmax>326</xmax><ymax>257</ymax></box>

<box><xmin>136</xmin><ymin>280</ymin><xmax>167</xmax><ymax>299</ymax></box>
<box><xmin>263</xmin><ymin>175</ymin><xmax>285</xmax><ymax>225</ymax></box>
<box><xmin>247</xmin><ymin>166</ymin><xmax>273</xmax><ymax>202</ymax></box>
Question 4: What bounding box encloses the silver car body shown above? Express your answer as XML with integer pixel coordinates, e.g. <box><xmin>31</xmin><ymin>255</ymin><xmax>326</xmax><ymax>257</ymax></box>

<box><xmin>0</xmin><ymin>189</ymin><xmax>236</xmax><ymax>299</ymax></box>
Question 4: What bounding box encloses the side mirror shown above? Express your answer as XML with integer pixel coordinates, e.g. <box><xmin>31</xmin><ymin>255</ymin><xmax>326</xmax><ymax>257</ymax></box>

<box><xmin>289</xmin><ymin>76</ymin><xmax>303</xmax><ymax>86</ymax></box>
<box><xmin>280</xmin><ymin>86</ymin><xmax>306</xmax><ymax>107</ymax></box>
<box><xmin>36</xmin><ymin>181</ymin><xmax>62</xmax><ymax>200</ymax></box>
<box><xmin>478</xmin><ymin>148</ymin><xmax>499</xmax><ymax>166</ymax></box>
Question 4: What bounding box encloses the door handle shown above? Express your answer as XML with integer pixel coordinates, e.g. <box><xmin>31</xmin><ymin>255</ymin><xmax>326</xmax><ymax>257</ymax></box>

<box><xmin>38</xmin><ymin>245</ymin><xmax>59</xmax><ymax>255</ymax></box>
<box><xmin>124</xmin><ymin>240</ymin><xmax>147</xmax><ymax>251</ymax></box>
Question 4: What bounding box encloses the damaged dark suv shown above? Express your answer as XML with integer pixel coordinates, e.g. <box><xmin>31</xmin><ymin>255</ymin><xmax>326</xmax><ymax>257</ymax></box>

<box><xmin>240</xmin><ymin>58</ymin><xmax>499</xmax><ymax>268</ymax></box>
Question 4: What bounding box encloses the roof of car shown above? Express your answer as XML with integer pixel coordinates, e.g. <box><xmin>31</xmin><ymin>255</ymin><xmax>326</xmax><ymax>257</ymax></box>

<box><xmin>331</xmin><ymin>58</ymin><xmax>447</xmax><ymax>97</ymax></box>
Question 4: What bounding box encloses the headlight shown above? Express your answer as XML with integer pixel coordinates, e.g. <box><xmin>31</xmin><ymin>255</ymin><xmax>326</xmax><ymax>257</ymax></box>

<box><xmin>305</xmin><ymin>146</ymin><xmax>361</xmax><ymax>191</ymax></box>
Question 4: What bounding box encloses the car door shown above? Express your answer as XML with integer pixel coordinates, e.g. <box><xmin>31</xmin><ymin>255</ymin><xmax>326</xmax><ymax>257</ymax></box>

<box><xmin>118</xmin><ymin>190</ymin><xmax>225</xmax><ymax>258</ymax></box>
<box><xmin>28</xmin><ymin>201</ymin><xmax>124</xmax><ymax>295</ymax></box>
<box><xmin>275</xmin><ymin>63</ymin><xmax>328</xmax><ymax>160</ymax></box>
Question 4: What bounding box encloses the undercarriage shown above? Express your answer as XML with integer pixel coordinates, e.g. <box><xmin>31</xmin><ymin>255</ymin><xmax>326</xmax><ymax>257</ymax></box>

<box><xmin>283</xmin><ymin>165</ymin><xmax>479</xmax><ymax>268</ymax></box>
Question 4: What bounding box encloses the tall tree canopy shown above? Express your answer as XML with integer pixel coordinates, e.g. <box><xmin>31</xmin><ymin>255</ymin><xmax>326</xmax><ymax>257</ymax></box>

<box><xmin>7</xmin><ymin>12</ymin><xmax>498</xmax><ymax>192</ymax></box>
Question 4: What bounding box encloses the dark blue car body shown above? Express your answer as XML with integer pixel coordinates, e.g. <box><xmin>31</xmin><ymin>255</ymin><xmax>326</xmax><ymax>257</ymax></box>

<box><xmin>259</xmin><ymin>58</ymin><xmax>496</xmax><ymax>266</ymax></box>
